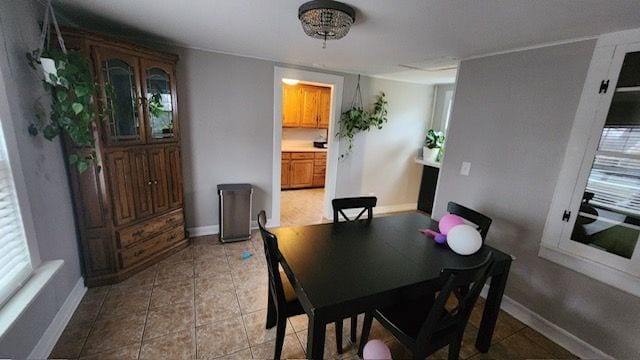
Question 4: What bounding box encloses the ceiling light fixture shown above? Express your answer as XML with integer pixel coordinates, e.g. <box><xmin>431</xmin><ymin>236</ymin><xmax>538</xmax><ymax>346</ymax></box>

<box><xmin>282</xmin><ymin>78</ymin><xmax>300</xmax><ymax>85</ymax></box>
<box><xmin>298</xmin><ymin>0</ymin><xmax>356</xmax><ymax>49</ymax></box>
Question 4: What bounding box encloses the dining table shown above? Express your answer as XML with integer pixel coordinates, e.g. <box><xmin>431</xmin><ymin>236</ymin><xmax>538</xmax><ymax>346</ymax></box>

<box><xmin>269</xmin><ymin>212</ymin><xmax>512</xmax><ymax>359</ymax></box>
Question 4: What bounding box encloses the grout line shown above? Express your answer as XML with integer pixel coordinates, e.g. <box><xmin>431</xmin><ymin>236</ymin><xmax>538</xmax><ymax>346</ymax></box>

<box><xmin>136</xmin><ymin>267</ymin><xmax>159</xmax><ymax>359</ymax></box>
<box><xmin>76</xmin><ymin>286</ymin><xmax>111</xmax><ymax>358</ymax></box>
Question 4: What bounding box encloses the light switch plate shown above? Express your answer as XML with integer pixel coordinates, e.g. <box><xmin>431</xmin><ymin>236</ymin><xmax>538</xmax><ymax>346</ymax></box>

<box><xmin>460</xmin><ymin>161</ymin><xmax>471</xmax><ymax>176</ymax></box>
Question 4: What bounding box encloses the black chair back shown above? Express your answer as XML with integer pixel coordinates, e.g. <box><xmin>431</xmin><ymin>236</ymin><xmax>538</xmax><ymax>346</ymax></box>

<box><xmin>332</xmin><ymin>196</ymin><xmax>378</xmax><ymax>223</ymax></box>
<box><xmin>447</xmin><ymin>201</ymin><xmax>492</xmax><ymax>241</ymax></box>
<box><xmin>415</xmin><ymin>252</ymin><xmax>494</xmax><ymax>348</ymax></box>
<box><xmin>257</xmin><ymin>211</ymin><xmax>287</xmax><ymax>314</ymax></box>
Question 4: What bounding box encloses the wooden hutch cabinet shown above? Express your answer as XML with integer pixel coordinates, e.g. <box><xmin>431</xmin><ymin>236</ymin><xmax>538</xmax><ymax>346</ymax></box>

<box><xmin>61</xmin><ymin>28</ymin><xmax>188</xmax><ymax>286</ymax></box>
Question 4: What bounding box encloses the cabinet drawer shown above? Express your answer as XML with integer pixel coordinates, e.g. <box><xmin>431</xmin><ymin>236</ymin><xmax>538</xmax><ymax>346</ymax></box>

<box><xmin>314</xmin><ymin>152</ymin><xmax>327</xmax><ymax>160</ymax></box>
<box><xmin>281</xmin><ymin>152</ymin><xmax>291</xmax><ymax>160</ymax></box>
<box><xmin>291</xmin><ymin>152</ymin><xmax>315</xmax><ymax>160</ymax></box>
<box><xmin>118</xmin><ymin>209</ymin><xmax>184</xmax><ymax>248</ymax></box>
<box><xmin>119</xmin><ymin>227</ymin><xmax>185</xmax><ymax>269</ymax></box>
<box><xmin>313</xmin><ymin>165</ymin><xmax>326</xmax><ymax>175</ymax></box>
<box><xmin>313</xmin><ymin>175</ymin><xmax>325</xmax><ymax>187</ymax></box>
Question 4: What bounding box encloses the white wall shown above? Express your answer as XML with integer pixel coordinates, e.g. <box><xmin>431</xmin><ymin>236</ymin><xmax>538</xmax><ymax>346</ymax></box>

<box><xmin>175</xmin><ymin>46</ymin><xmax>434</xmax><ymax>228</ymax></box>
<box><xmin>0</xmin><ymin>1</ymin><xmax>83</xmax><ymax>357</ymax></box>
<box><xmin>434</xmin><ymin>40</ymin><xmax>640</xmax><ymax>358</ymax></box>
<box><xmin>336</xmin><ymin>76</ymin><xmax>434</xmax><ymax>207</ymax></box>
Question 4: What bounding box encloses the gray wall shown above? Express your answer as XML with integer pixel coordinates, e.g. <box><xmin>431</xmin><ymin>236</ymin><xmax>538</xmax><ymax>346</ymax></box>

<box><xmin>434</xmin><ymin>40</ymin><xmax>640</xmax><ymax>358</ymax></box>
<box><xmin>0</xmin><ymin>1</ymin><xmax>82</xmax><ymax>358</ymax></box>
<box><xmin>175</xmin><ymin>47</ymin><xmax>433</xmax><ymax>228</ymax></box>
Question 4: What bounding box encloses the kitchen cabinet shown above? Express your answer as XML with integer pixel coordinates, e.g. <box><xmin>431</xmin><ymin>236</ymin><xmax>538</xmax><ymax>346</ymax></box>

<box><xmin>61</xmin><ymin>28</ymin><xmax>187</xmax><ymax>287</ymax></box>
<box><xmin>281</xmin><ymin>151</ymin><xmax>327</xmax><ymax>189</ymax></box>
<box><xmin>282</xmin><ymin>84</ymin><xmax>331</xmax><ymax>129</ymax></box>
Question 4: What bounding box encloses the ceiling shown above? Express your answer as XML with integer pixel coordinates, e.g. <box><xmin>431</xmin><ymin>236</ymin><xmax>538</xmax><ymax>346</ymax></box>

<box><xmin>55</xmin><ymin>0</ymin><xmax>640</xmax><ymax>84</ymax></box>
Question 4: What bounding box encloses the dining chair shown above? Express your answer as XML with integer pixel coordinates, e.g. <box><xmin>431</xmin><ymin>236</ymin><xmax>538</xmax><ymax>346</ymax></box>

<box><xmin>257</xmin><ymin>210</ymin><xmax>343</xmax><ymax>359</ymax></box>
<box><xmin>331</xmin><ymin>196</ymin><xmax>377</xmax><ymax>348</ymax></box>
<box><xmin>447</xmin><ymin>201</ymin><xmax>492</xmax><ymax>241</ymax></box>
<box><xmin>358</xmin><ymin>253</ymin><xmax>495</xmax><ymax>360</ymax></box>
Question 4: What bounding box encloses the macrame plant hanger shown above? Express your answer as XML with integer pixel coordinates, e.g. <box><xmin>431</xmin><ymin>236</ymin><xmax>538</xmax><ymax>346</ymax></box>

<box><xmin>37</xmin><ymin>0</ymin><xmax>67</xmax><ymax>83</ymax></box>
<box><xmin>351</xmin><ymin>74</ymin><xmax>364</xmax><ymax>110</ymax></box>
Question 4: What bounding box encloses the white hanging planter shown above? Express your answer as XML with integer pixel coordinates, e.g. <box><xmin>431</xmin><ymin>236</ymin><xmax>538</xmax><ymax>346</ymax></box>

<box><xmin>40</xmin><ymin>57</ymin><xmax>59</xmax><ymax>84</ymax></box>
<box><xmin>423</xmin><ymin>146</ymin><xmax>441</xmax><ymax>163</ymax></box>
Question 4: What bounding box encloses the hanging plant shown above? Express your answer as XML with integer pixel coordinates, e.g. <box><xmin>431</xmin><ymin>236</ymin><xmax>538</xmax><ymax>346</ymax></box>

<box><xmin>336</xmin><ymin>75</ymin><xmax>389</xmax><ymax>158</ymax></box>
<box><xmin>26</xmin><ymin>1</ymin><xmax>109</xmax><ymax>173</ymax></box>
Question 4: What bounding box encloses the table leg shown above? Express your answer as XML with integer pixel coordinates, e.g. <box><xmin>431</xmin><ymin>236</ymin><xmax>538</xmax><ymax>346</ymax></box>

<box><xmin>476</xmin><ymin>261</ymin><xmax>511</xmax><ymax>352</ymax></box>
<box><xmin>307</xmin><ymin>313</ymin><xmax>326</xmax><ymax>360</ymax></box>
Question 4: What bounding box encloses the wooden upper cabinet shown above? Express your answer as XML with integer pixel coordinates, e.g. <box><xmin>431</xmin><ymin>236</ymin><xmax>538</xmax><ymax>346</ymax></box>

<box><xmin>165</xmin><ymin>146</ymin><xmax>183</xmax><ymax>209</ymax></box>
<box><xmin>141</xmin><ymin>59</ymin><xmax>179</xmax><ymax>143</ymax></box>
<box><xmin>107</xmin><ymin>150</ymin><xmax>136</xmax><ymax>226</ymax></box>
<box><xmin>300</xmin><ymin>86</ymin><xmax>320</xmax><ymax>128</ymax></box>
<box><xmin>148</xmin><ymin>148</ymin><xmax>170</xmax><ymax>214</ymax></box>
<box><xmin>317</xmin><ymin>87</ymin><xmax>331</xmax><ymax>129</ymax></box>
<box><xmin>93</xmin><ymin>47</ymin><xmax>145</xmax><ymax>146</ymax></box>
<box><xmin>129</xmin><ymin>149</ymin><xmax>154</xmax><ymax>219</ymax></box>
<box><xmin>282</xmin><ymin>84</ymin><xmax>302</xmax><ymax>127</ymax></box>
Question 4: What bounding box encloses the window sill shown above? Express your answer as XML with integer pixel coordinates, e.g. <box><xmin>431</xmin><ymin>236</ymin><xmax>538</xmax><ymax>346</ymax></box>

<box><xmin>0</xmin><ymin>260</ymin><xmax>63</xmax><ymax>338</ymax></box>
<box><xmin>538</xmin><ymin>245</ymin><xmax>640</xmax><ymax>297</ymax></box>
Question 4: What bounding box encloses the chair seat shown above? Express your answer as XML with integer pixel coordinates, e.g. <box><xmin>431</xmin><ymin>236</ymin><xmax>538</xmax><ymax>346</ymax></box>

<box><xmin>280</xmin><ymin>270</ymin><xmax>304</xmax><ymax>315</ymax></box>
<box><xmin>376</xmin><ymin>295</ymin><xmax>433</xmax><ymax>339</ymax></box>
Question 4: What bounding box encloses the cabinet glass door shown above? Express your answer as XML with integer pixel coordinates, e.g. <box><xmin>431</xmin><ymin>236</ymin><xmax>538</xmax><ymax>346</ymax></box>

<box><xmin>563</xmin><ymin>48</ymin><xmax>640</xmax><ymax>274</ymax></box>
<box><xmin>142</xmin><ymin>60</ymin><xmax>177</xmax><ymax>142</ymax></box>
<box><xmin>96</xmin><ymin>49</ymin><xmax>144</xmax><ymax>144</ymax></box>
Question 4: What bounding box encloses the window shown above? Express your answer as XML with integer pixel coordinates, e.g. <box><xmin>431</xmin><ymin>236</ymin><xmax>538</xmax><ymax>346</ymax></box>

<box><xmin>540</xmin><ymin>37</ymin><xmax>640</xmax><ymax>296</ymax></box>
<box><xmin>0</xmin><ymin>120</ymin><xmax>33</xmax><ymax>307</ymax></box>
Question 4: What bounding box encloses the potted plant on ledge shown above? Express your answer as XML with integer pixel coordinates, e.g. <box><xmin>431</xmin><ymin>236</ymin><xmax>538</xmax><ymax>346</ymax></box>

<box><xmin>423</xmin><ymin>129</ymin><xmax>444</xmax><ymax>163</ymax></box>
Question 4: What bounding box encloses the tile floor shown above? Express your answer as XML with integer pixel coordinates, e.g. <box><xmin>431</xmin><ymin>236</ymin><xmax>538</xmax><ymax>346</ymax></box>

<box><xmin>280</xmin><ymin>188</ymin><xmax>326</xmax><ymax>227</ymax></box>
<box><xmin>51</xmin><ymin>232</ymin><xmax>576</xmax><ymax>359</ymax></box>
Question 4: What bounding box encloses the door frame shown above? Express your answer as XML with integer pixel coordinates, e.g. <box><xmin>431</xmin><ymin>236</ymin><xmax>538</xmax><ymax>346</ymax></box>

<box><xmin>272</xmin><ymin>67</ymin><xmax>344</xmax><ymax>226</ymax></box>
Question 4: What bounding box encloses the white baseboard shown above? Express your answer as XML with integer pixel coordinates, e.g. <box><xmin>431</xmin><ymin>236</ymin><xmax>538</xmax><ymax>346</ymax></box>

<box><xmin>187</xmin><ymin>218</ymin><xmax>274</xmax><ymax>237</ymax></box>
<box><xmin>28</xmin><ymin>277</ymin><xmax>86</xmax><ymax>359</ymax></box>
<box><xmin>480</xmin><ymin>286</ymin><xmax>612</xmax><ymax>360</ymax></box>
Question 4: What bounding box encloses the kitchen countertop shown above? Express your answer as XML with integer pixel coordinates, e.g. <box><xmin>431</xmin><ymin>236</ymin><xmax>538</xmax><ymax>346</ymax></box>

<box><xmin>282</xmin><ymin>144</ymin><xmax>328</xmax><ymax>152</ymax></box>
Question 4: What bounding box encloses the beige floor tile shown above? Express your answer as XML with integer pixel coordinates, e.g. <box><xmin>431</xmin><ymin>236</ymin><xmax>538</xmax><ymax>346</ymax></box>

<box><xmin>195</xmin><ymin>271</ymin><xmax>235</xmax><ymax>300</ymax></box>
<box><xmin>227</xmin><ymin>253</ymin><xmax>265</xmax><ymax>272</ymax></box>
<box><xmin>161</xmin><ymin>247</ymin><xmax>194</xmax><ymax>264</ymax></box>
<box><xmin>295</xmin><ymin>323</ymin><xmax>357</xmax><ymax>360</ymax></box>
<box><xmin>242</xmin><ymin>309</ymin><xmax>294</xmax><ymax>346</ymax></box>
<box><xmin>98</xmin><ymin>285</ymin><xmax>152</xmax><ymax>319</ymax></box>
<box><xmin>194</xmin><ymin>257</ymin><xmax>231</xmax><ymax>277</ymax></box>
<box><xmin>193</xmin><ymin>243</ymin><xmax>228</xmax><ymax>261</ymax></box>
<box><xmin>49</xmin><ymin>322</ymin><xmax>92</xmax><ymax>359</ymax></box>
<box><xmin>280</xmin><ymin>188</ymin><xmax>326</xmax><ymax>227</ymax></box>
<box><xmin>469</xmin><ymin>303</ymin><xmax>526</xmax><ymax>342</ymax></box>
<box><xmin>81</xmin><ymin>312</ymin><xmax>146</xmax><ymax>356</ymax></box>
<box><xmin>67</xmin><ymin>288</ymin><xmax>109</xmax><ymax>328</ymax></box>
<box><xmin>288</xmin><ymin>314</ymin><xmax>308</xmax><ymax>333</ymax></box>
<box><xmin>78</xmin><ymin>344</ymin><xmax>140</xmax><ymax>360</ymax></box>
<box><xmin>250</xmin><ymin>333</ymin><xmax>305</xmax><ymax>359</ymax></box>
<box><xmin>519</xmin><ymin>327</ymin><xmax>577</xmax><ymax>359</ymax></box>
<box><xmin>196</xmin><ymin>317</ymin><xmax>249</xmax><ymax>359</ymax></box>
<box><xmin>156</xmin><ymin>261</ymin><xmax>195</xmax><ymax>284</ymax></box>
<box><xmin>236</xmin><ymin>286</ymin><xmax>268</xmax><ymax>315</ymax></box>
<box><xmin>140</xmin><ymin>328</ymin><xmax>195</xmax><ymax>359</ymax></box>
<box><xmin>231</xmin><ymin>268</ymin><xmax>268</xmax><ymax>291</ymax></box>
<box><xmin>469</xmin><ymin>329</ymin><xmax>553</xmax><ymax>360</ymax></box>
<box><xmin>144</xmin><ymin>300</ymin><xmax>194</xmax><ymax>340</ymax></box>
<box><xmin>430</xmin><ymin>324</ymin><xmax>480</xmax><ymax>359</ymax></box>
<box><xmin>112</xmin><ymin>265</ymin><xmax>158</xmax><ymax>289</ymax></box>
<box><xmin>211</xmin><ymin>347</ymin><xmax>252</xmax><ymax>360</ymax></box>
<box><xmin>149</xmin><ymin>277</ymin><xmax>194</xmax><ymax>309</ymax></box>
<box><xmin>196</xmin><ymin>287</ymin><xmax>241</xmax><ymax>326</ymax></box>
<box><xmin>383</xmin><ymin>336</ymin><xmax>413</xmax><ymax>359</ymax></box>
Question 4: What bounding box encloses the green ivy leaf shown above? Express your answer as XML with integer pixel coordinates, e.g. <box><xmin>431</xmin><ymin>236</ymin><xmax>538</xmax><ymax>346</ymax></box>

<box><xmin>77</xmin><ymin>159</ymin><xmax>89</xmax><ymax>173</ymax></box>
<box><xmin>69</xmin><ymin>154</ymin><xmax>79</xmax><ymax>164</ymax></box>
<box><xmin>74</xmin><ymin>85</ymin><xmax>88</xmax><ymax>98</ymax></box>
<box><xmin>57</xmin><ymin>91</ymin><xmax>68</xmax><ymax>102</ymax></box>
<box><xmin>43</xmin><ymin>124</ymin><xmax>60</xmax><ymax>140</ymax></box>
<box><xmin>28</xmin><ymin>124</ymin><xmax>38</xmax><ymax>136</ymax></box>
<box><xmin>72</xmin><ymin>102</ymin><xmax>84</xmax><ymax>114</ymax></box>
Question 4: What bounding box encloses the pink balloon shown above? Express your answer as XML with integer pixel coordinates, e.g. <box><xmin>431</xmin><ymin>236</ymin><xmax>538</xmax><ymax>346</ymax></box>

<box><xmin>363</xmin><ymin>339</ymin><xmax>392</xmax><ymax>360</ymax></box>
<box><xmin>439</xmin><ymin>214</ymin><xmax>465</xmax><ymax>235</ymax></box>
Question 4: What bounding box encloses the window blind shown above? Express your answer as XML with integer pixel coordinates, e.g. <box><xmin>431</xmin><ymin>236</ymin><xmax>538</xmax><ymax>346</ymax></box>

<box><xmin>588</xmin><ymin>126</ymin><xmax>640</xmax><ymax>216</ymax></box>
<box><xmin>0</xmin><ymin>124</ymin><xmax>32</xmax><ymax>307</ymax></box>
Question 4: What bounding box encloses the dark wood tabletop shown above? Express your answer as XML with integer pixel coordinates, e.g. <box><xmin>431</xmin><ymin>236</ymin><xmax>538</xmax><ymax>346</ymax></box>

<box><xmin>270</xmin><ymin>212</ymin><xmax>512</xmax><ymax>359</ymax></box>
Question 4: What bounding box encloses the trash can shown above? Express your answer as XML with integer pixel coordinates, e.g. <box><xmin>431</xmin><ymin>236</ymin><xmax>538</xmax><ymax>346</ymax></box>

<box><xmin>217</xmin><ymin>184</ymin><xmax>253</xmax><ymax>243</ymax></box>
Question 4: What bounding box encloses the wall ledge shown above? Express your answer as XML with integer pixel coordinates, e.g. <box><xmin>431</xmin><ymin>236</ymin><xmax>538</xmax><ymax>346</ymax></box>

<box><xmin>28</xmin><ymin>277</ymin><xmax>86</xmax><ymax>359</ymax></box>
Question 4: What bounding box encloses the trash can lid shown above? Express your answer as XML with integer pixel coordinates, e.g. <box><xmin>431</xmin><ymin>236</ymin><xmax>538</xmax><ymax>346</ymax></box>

<box><xmin>217</xmin><ymin>183</ymin><xmax>253</xmax><ymax>192</ymax></box>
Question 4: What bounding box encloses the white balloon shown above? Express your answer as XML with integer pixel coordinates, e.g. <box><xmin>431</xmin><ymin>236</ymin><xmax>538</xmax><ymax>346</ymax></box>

<box><xmin>447</xmin><ymin>224</ymin><xmax>482</xmax><ymax>255</ymax></box>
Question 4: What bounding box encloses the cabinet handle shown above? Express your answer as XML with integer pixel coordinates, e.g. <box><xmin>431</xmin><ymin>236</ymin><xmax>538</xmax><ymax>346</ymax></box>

<box><xmin>154</xmin><ymin>180</ymin><xmax>158</xmax><ymax>185</ymax></box>
<box><xmin>147</xmin><ymin>181</ymin><xmax>152</xmax><ymax>185</ymax></box>
<box><xmin>134</xmin><ymin>249</ymin><xmax>145</xmax><ymax>257</ymax></box>
<box><xmin>132</xmin><ymin>230</ymin><xmax>145</xmax><ymax>237</ymax></box>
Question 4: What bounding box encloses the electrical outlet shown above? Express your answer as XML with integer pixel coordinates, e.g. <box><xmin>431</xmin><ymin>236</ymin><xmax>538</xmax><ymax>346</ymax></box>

<box><xmin>460</xmin><ymin>161</ymin><xmax>471</xmax><ymax>176</ymax></box>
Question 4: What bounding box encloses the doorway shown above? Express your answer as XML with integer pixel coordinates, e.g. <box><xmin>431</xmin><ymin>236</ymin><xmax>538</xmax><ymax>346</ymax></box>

<box><xmin>271</xmin><ymin>67</ymin><xmax>344</xmax><ymax>227</ymax></box>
